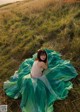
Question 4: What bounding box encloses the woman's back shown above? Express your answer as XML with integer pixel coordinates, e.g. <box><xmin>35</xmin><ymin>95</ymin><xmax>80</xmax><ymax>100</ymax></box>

<box><xmin>31</xmin><ymin>60</ymin><xmax>44</xmax><ymax>78</ymax></box>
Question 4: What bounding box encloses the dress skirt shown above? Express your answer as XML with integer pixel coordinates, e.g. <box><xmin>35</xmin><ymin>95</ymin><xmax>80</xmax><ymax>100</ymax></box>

<box><xmin>3</xmin><ymin>49</ymin><xmax>78</xmax><ymax>112</ymax></box>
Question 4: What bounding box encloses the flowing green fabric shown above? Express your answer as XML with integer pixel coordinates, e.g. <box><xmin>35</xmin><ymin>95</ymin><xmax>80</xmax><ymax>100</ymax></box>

<box><xmin>3</xmin><ymin>49</ymin><xmax>78</xmax><ymax>112</ymax></box>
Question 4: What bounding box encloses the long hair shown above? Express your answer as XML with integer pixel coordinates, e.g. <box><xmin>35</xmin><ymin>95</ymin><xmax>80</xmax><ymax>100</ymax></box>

<box><xmin>36</xmin><ymin>49</ymin><xmax>47</xmax><ymax>63</ymax></box>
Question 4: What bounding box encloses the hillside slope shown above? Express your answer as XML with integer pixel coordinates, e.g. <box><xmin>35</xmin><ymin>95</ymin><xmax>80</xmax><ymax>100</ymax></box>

<box><xmin>0</xmin><ymin>0</ymin><xmax>80</xmax><ymax>112</ymax></box>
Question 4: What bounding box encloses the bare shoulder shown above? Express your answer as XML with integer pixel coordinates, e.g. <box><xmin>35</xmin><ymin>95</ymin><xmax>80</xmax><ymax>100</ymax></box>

<box><xmin>38</xmin><ymin>61</ymin><xmax>47</xmax><ymax>69</ymax></box>
<box><xmin>40</xmin><ymin>62</ymin><xmax>45</xmax><ymax>65</ymax></box>
<box><xmin>37</xmin><ymin>61</ymin><xmax>44</xmax><ymax>66</ymax></box>
<box><xmin>40</xmin><ymin>61</ymin><xmax>45</xmax><ymax>65</ymax></box>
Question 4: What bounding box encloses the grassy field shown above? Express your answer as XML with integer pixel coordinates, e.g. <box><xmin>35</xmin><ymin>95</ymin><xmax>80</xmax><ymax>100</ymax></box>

<box><xmin>0</xmin><ymin>0</ymin><xmax>80</xmax><ymax>112</ymax></box>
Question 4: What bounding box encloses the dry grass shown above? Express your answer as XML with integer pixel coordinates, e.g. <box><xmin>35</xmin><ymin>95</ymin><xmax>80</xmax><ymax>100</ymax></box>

<box><xmin>0</xmin><ymin>0</ymin><xmax>64</xmax><ymax>16</ymax></box>
<box><xmin>12</xmin><ymin>1</ymin><xmax>52</xmax><ymax>17</ymax></box>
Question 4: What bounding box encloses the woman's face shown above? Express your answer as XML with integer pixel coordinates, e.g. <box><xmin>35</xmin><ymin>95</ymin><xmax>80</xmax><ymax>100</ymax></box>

<box><xmin>40</xmin><ymin>54</ymin><xmax>46</xmax><ymax>61</ymax></box>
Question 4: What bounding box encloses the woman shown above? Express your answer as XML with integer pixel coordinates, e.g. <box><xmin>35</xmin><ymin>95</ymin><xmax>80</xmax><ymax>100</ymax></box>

<box><xmin>30</xmin><ymin>49</ymin><xmax>48</xmax><ymax>78</ymax></box>
<box><xmin>3</xmin><ymin>48</ymin><xmax>78</xmax><ymax>112</ymax></box>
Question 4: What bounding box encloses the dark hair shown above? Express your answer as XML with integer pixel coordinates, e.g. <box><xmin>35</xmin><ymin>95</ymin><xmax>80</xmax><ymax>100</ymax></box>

<box><xmin>37</xmin><ymin>49</ymin><xmax>47</xmax><ymax>63</ymax></box>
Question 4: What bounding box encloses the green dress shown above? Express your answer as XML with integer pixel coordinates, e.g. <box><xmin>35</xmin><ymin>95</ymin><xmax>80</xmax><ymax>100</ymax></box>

<box><xmin>3</xmin><ymin>49</ymin><xmax>78</xmax><ymax>112</ymax></box>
